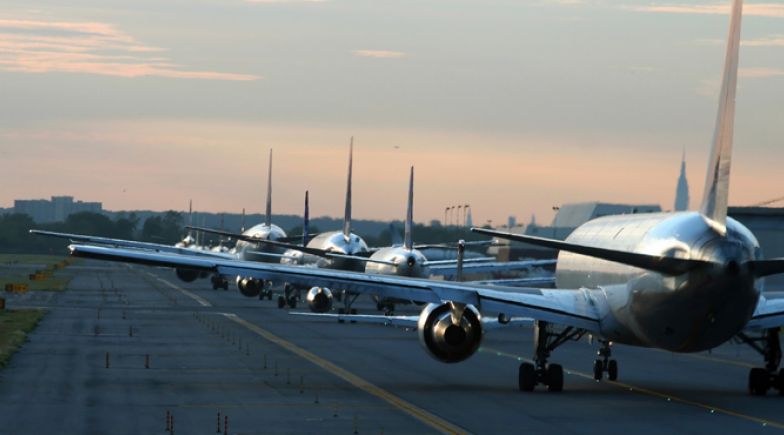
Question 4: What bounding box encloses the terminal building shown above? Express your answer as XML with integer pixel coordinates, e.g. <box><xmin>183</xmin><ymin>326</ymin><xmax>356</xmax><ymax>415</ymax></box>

<box><xmin>14</xmin><ymin>196</ymin><xmax>103</xmax><ymax>223</ymax></box>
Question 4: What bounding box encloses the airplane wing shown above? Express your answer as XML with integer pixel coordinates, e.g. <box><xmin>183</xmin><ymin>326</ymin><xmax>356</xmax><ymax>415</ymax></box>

<box><xmin>471</xmin><ymin>276</ymin><xmax>555</xmax><ymax>288</ymax></box>
<box><xmin>290</xmin><ymin>312</ymin><xmax>533</xmax><ymax>330</ymax></box>
<box><xmin>428</xmin><ymin>259</ymin><xmax>556</xmax><ymax>279</ymax></box>
<box><xmin>69</xmin><ymin>244</ymin><xmax>603</xmax><ymax>332</ymax></box>
<box><xmin>30</xmin><ymin>229</ymin><xmax>236</xmax><ymax>259</ymax></box>
<box><xmin>745</xmin><ymin>296</ymin><xmax>784</xmax><ymax>330</ymax></box>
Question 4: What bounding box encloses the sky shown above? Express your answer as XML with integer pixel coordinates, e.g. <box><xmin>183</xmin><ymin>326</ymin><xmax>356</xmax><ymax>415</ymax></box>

<box><xmin>1</xmin><ymin>0</ymin><xmax>783</xmax><ymax>227</ymax></box>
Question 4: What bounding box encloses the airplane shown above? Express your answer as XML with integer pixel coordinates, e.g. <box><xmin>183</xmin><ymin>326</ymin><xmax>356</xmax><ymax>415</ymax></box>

<box><xmin>63</xmin><ymin>0</ymin><xmax>784</xmax><ymax>394</ymax></box>
<box><xmin>31</xmin><ymin>149</ymin><xmax>291</xmax><ymax>295</ymax></box>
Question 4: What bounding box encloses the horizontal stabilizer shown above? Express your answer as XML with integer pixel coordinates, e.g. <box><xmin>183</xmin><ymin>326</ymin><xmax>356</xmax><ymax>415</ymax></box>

<box><xmin>472</xmin><ymin>228</ymin><xmax>710</xmax><ymax>276</ymax></box>
<box><xmin>748</xmin><ymin>259</ymin><xmax>784</xmax><ymax>278</ymax></box>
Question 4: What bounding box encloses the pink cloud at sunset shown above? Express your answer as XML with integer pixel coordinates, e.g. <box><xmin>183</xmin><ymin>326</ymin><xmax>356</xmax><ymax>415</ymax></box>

<box><xmin>0</xmin><ymin>18</ymin><xmax>259</xmax><ymax>80</ymax></box>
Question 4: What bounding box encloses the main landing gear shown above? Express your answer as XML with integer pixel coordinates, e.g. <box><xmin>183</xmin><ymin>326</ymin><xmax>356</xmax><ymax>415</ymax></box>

<box><xmin>518</xmin><ymin>321</ymin><xmax>585</xmax><ymax>392</ymax></box>
<box><xmin>211</xmin><ymin>275</ymin><xmax>229</xmax><ymax>291</ymax></box>
<box><xmin>738</xmin><ymin>327</ymin><xmax>783</xmax><ymax>396</ymax></box>
<box><xmin>593</xmin><ymin>340</ymin><xmax>618</xmax><ymax>381</ymax></box>
<box><xmin>337</xmin><ymin>290</ymin><xmax>359</xmax><ymax>323</ymax></box>
<box><xmin>277</xmin><ymin>284</ymin><xmax>299</xmax><ymax>309</ymax></box>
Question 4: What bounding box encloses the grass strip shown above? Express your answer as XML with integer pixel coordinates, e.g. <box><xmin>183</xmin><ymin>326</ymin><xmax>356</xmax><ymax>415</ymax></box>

<box><xmin>0</xmin><ymin>309</ymin><xmax>47</xmax><ymax>367</ymax></box>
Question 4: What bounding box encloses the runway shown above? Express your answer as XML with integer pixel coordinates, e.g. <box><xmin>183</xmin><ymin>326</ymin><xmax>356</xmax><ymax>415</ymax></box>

<box><xmin>1</xmin><ymin>261</ymin><xmax>782</xmax><ymax>434</ymax></box>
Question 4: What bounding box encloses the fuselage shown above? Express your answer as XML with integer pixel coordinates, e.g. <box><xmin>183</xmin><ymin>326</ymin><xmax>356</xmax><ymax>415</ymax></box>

<box><xmin>556</xmin><ymin>211</ymin><xmax>762</xmax><ymax>352</ymax></box>
<box><xmin>365</xmin><ymin>246</ymin><xmax>430</xmax><ymax>278</ymax></box>
<box><xmin>289</xmin><ymin>230</ymin><xmax>369</xmax><ymax>272</ymax></box>
<box><xmin>234</xmin><ymin>223</ymin><xmax>287</xmax><ymax>262</ymax></box>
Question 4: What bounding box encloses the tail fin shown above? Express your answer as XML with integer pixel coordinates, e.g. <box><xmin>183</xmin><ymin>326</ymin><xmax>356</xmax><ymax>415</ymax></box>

<box><xmin>241</xmin><ymin>207</ymin><xmax>246</xmax><ymax>233</ymax></box>
<box><xmin>404</xmin><ymin>166</ymin><xmax>414</xmax><ymax>250</ymax></box>
<box><xmin>343</xmin><ymin>137</ymin><xmax>353</xmax><ymax>242</ymax></box>
<box><xmin>265</xmin><ymin>149</ymin><xmax>273</xmax><ymax>227</ymax></box>
<box><xmin>699</xmin><ymin>0</ymin><xmax>743</xmax><ymax>235</ymax></box>
<box><xmin>187</xmin><ymin>199</ymin><xmax>193</xmax><ymax>238</ymax></box>
<box><xmin>303</xmin><ymin>190</ymin><xmax>310</xmax><ymax>246</ymax></box>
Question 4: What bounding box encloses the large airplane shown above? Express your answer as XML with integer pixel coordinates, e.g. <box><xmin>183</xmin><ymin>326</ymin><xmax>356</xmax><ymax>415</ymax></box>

<box><xmin>31</xmin><ymin>150</ymin><xmax>290</xmax><ymax>295</ymax></box>
<box><xmin>64</xmin><ymin>0</ymin><xmax>784</xmax><ymax>395</ymax></box>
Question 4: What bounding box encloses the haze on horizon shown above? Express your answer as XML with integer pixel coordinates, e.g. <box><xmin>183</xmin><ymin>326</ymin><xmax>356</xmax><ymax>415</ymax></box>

<box><xmin>1</xmin><ymin>0</ymin><xmax>782</xmax><ymax>227</ymax></box>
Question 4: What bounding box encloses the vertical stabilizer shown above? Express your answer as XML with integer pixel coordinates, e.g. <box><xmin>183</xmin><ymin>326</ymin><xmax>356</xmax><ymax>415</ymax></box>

<box><xmin>404</xmin><ymin>166</ymin><xmax>414</xmax><ymax>250</ymax></box>
<box><xmin>342</xmin><ymin>137</ymin><xmax>353</xmax><ymax>241</ymax></box>
<box><xmin>241</xmin><ymin>208</ymin><xmax>246</xmax><ymax>233</ymax></box>
<box><xmin>265</xmin><ymin>149</ymin><xmax>273</xmax><ymax>227</ymax></box>
<box><xmin>187</xmin><ymin>199</ymin><xmax>193</xmax><ymax>238</ymax></box>
<box><xmin>699</xmin><ymin>0</ymin><xmax>743</xmax><ymax>235</ymax></box>
<box><xmin>303</xmin><ymin>190</ymin><xmax>310</xmax><ymax>246</ymax></box>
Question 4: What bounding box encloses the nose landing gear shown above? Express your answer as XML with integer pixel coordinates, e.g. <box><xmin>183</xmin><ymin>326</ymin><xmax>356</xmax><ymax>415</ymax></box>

<box><xmin>593</xmin><ymin>340</ymin><xmax>618</xmax><ymax>381</ymax></box>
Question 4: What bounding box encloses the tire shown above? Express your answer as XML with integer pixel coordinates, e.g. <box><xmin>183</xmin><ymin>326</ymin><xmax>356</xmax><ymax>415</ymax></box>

<box><xmin>349</xmin><ymin>308</ymin><xmax>357</xmax><ymax>323</ymax></box>
<box><xmin>749</xmin><ymin>368</ymin><xmax>769</xmax><ymax>396</ymax></box>
<box><xmin>547</xmin><ymin>364</ymin><xmax>564</xmax><ymax>392</ymax></box>
<box><xmin>277</xmin><ymin>296</ymin><xmax>286</xmax><ymax>309</ymax></box>
<box><xmin>338</xmin><ymin>308</ymin><xmax>345</xmax><ymax>323</ymax></box>
<box><xmin>519</xmin><ymin>363</ymin><xmax>536</xmax><ymax>392</ymax></box>
<box><xmin>778</xmin><ymin>369</ymin><xmax>784</xmax><ymax>396</ymax></box>
<box><xmin>287</xmin><ymin>298</ymin><xmax>297</xmax><ymax>309</ymax></box>
<box><xmin>267</xmin><ymin>292</ymin><xmax>272</xmax><ymax>300</ymax></box>
<box><xmin>607</xmin><ymin>360</ymin><xmax>618</xmax><ymax>381</ymax></box>
<box><xmin>593</xmin><ymin>359</ymin><xmax>603</xmax><ymax>381</ymax></box>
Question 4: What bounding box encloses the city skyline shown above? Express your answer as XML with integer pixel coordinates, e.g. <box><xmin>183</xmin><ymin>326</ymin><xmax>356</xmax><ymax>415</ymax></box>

<box><xmin>2</xmin><ymin>1</ymin><xmax>782</xmax><ymax>225</ymax></box>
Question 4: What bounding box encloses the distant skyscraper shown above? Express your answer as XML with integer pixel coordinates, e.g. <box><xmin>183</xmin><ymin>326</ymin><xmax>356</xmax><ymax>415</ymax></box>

<box><xmin>466</xmin><ymin>209</ymin><xmax>473</xmax><ymax>227</ymax></box>
<box><xmin>674</xmin><ymin>152</ymin><xmax>689</xmax><ymax>211</ymax></box>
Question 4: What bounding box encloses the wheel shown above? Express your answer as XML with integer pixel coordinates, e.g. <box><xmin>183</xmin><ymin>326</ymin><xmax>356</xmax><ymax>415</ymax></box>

<box><xmin>287</xmin><ymin>298</ymin><xmax>297</xmax><ymax>309</ymax></box>
<box><xmin>349</xmin><ymin>308</ymin><xmax>357</xmax><ymax>323</ymax></box>
<box><xmin>749</xmin><ymin>368</ymin><xmax>769</xmax><ymax>396</ymax></box>
<box><xmin>267</xmin><ymin>291</ymin><xmax>272</xmax><ymax>300</ymax></box>
<box><xmin>547</xmin><ymin>364</ymin><xmax>564</xmax><ymax>392</ymax></box>
<box><xmin>338</xmin><ymin>308</ymin><xmax>345</xmax><ymax>323</ymax></box>
<box><xmin>593</xmin><ymin>359</ymin><xmax>603</xmax><ymax>381</ymax></box>
<box><xmin>222</xmin><ymin>282</ymin><xmax>229</xmax><ymax>291</ymax></box>
<box><xmin>778</xmin><ymin>369</ymin><xmax>784</xmax><ymax>395</ymax></box>
<box><xmin>518</xmin><ymin>363</ymin><xmax>536</xmax><ymax>391</ymax></box>
<box><xmin>607</xmin><ymin>359</ymin><xmax>618</xmax><ymax>381</ymax></box>
<box><xmin>277</xmin><ymin>296</ymin><xmax>286</xmax><ymax>309</ymax></box>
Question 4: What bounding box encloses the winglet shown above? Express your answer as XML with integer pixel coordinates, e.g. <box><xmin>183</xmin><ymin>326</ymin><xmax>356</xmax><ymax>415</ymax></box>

<box><xmin>404</xmin><ymin>166</ymin><xmax>414</xmax><ymax>250</ymax></box>
<box><xmin>699</xmin><ymin>0</ymin><xmax>743</xmax><ymax>236</ymax></box>
<box><xmin>343</xmin><ymin>137</ymin><xmax>353</xmax><ymax>242</ymax></box>
<box><xmin>265</xmin><ymin>149</ymin><xmax>273</xmax><ymax>227</ymax></box>
<box><xmin>303</xmin><ymin>190</ymin><xmax>310</xmax><ymax>246</ymax></box>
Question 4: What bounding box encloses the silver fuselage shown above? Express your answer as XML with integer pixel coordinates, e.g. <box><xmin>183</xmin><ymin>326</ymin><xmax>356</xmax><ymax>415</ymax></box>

<box><xmin>234</xmin><ymin>223</ymin><xmax>288</xmax><ymax>262</ymax></box>
<box><xmin>365</xmin><ymin>247</ymin><xmax>430</xmax><ymax>278</ymax></box>
<box><xmin>282</xmin><ymin>230</ymin><xmax>369</xmax><ymax>272</ymax></box>
<box><xmin>558</xmin><ymin>211</ymin><xmax>761</xmax><ymax>352</ymax></box>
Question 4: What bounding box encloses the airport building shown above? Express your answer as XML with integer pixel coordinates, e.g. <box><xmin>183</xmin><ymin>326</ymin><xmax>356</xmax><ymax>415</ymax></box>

<box><xmin>14</xmin><ymin>196</ymin><xmax>103</xmax><ymax>223</ymax></box>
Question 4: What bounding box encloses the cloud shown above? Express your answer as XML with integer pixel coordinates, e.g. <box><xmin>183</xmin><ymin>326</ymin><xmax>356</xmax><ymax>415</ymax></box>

<box><xmin>0</xmin><ymin>18</ymin><xmax>259</xmax><ymax>80</ymax></box>
<box><xmin>352</xmin><ymin>49</ymin><xmax>405</xmax><ymax>59</ymax></box>
<box><xmin>742</xmin><ymin>35</ymin><xmax>784</xmax><ymax>47</ymax></box>
<box><xmin>626</xmin><ymin>3</ymin><xmax>784</xmax><ymax>18</ymax></box>
<box><xmin>739</xmin><ymin>67</ymin><xmax>784</xmax><ymax>78</ymax></box>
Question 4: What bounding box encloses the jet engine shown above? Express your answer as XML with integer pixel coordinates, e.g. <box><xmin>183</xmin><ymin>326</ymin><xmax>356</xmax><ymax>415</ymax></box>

<box><xmin>236</xmin><ymin>276</ymin><xmax>264</xmax><ymax>298</ymax></box>
<box><xmin>306</xmin><ymin>287</ymin><xmax>333</xmax><ymax>313</ymax></box>
<box><xmin>417</xmin><ymin>302</ymin><xmax>482</xmax><ymax>363</ymax></box>
<box><xmin>175</xmin><ymin>268</ymin><xmax>200</xmax><ymax>283</ymax></box>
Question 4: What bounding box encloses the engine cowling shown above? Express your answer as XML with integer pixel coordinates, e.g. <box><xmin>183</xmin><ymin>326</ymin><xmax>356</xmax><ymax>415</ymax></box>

<box><xmin>306</xmin><ymin>287</ymin><xmax>333</xmax><ymax>313</ymax></box>
<box><xmin>417</xmin><ymin>303</ymin><xmax>482</xmax><ymax>363</ymax></box>
<box><xmin>175</xmin><ymin>268</ymin><xmax>200</xmax><ymax>283</ymax></box>
<box><xmin>236</xmin><ymin>276</ymin><xmax>264</xmax><ymax>298</ymax></box>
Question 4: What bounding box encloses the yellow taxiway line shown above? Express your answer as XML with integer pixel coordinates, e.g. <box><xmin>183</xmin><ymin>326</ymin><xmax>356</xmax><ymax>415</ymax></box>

<box><xmin>483</xmin><ymin>347</ymin><xmax>784</xmax><ymax>430</ymax></box>
<box><xmin>224</xmin><ymin>313</ymin><xmax>468</xmax><ymax>435</ymax></box>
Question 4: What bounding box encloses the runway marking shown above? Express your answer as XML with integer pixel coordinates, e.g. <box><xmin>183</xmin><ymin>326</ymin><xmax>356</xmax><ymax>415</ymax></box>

<box><xmin>224</xmin><ymin>313</ymin><xmax>467</xmax><ymax>435</ymax></box>
<box><xmin>664</xmin><ymin>349</ymin><xmax>755</xmax><ymax>369</ymax></box>
<box><xmin>142</xmin><ymin>271</ymin><xmax>213</xmax><ymax>307</ymax></box>
<box><xmin>483</xmin><ymin>347</ymin><xmax>784</xmax><ymax>430</ymax></box>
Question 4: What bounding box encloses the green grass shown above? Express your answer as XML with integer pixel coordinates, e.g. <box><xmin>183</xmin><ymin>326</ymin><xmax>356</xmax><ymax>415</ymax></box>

<box><xmin>0</xmin><ymin>309</ymin><xmax>47</xmax><ymax>367</ymax></box>
<box><xmin>0</xmin><ymin>254</ymin><xmax>78</xmax><ymax>291</ymax></box>
<box><xmin>0</xmin><ymin>254</ymin><xmax>73</xmax><ymax>266</ymax></box>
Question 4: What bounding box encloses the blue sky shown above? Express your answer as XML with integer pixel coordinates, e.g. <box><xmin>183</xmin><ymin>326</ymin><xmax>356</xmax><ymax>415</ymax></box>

<box><xmin>1</xmin><ymin>0</ymin><xmax>782</xmax><ymax>225</ymax></box>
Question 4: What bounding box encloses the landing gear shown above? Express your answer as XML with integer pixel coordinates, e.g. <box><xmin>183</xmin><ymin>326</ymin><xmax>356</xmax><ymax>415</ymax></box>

<box><xmin>211</xmin><ymin>275</ymin><xmax>229</xmax><ymax>291</ymax></box>
<box><xmin>738</xmin><ymin>327</ymin><xmax>782</xmax><ymax>396</ymax></box>
<box><xmin>518</xmin><ymin>321</ymin><xmax>584</xmax><ymax>392</ymax></box>
<box><xmin>592</xmin><ymin>340</ymin><xmax>618</xmax><ymax>381</ymax></box>
<box><xmin>277</xmin><ymin>284</ymin><xmax>299</xmax><ymax>310</ymax></box>
<box><xmin>376</xmin><ymin>301</ymin><xmax>395</xmax><ymax>316</ymax></box>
